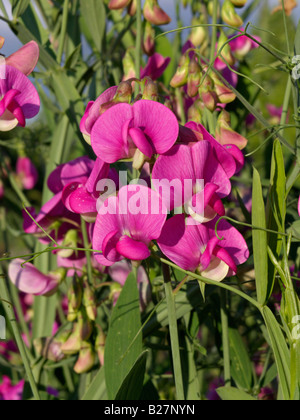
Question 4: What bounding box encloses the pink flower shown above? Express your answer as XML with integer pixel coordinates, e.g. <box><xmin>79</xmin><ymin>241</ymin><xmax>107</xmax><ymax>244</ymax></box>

<box><xmin>229</xmin><ymin>33</ymin><xmax>260</xmax><ymax>61</ymax></box>
<box><xmin>91</xmin><ymin>100</ymin><xmax>179</xmax><ymax>165</ymax></box>
<box><xmin>93</xmin><ymin>185</ymin><xmax>167</xmax><ymax>266</ymax></box>
<box><xmin>140</xmin><ymin>53</ymin><xmax>171</xmax><ymax>81</ymax></box>
<box><xmin>0</xmin><ymin>65</ymin><xmax>40</xmax><ymax>131</ymax></box>
<box><xmin>178</xmin><ymin>122</ymin><xmax>244</xmax><ymax>176</ymax></box>
<box><xmin>8</xmin><ymin>259</ymin><xmax>65</xmax><ymax>296</ymax></box>
<box><xmin>0</xmin><ymin>376</ymin><xmax>24</xmax><ymax>401</ymax></box>
<box><xmin>298</xmin><ymin>195</ymin><xmax>300</xmax><ymax>217</ymax></box>
<box><xmin>80</xmin><ymin>86</ymin><xmax>118</xmax><ymax>144</ymax></box>
<box><xmin>16</xmin><ymin>157</ymin><xmax>38</xmax><ymax>190</ymax></box>
<box><xmin>0</xmin><ymin>179</ymin><xmax>4</xmax><ymax>200</ymax></box>
<box><xmin>152</xmin><ymin>141</ymin><xmax>232</xmax><ymax>222</ymax></box>
<box><xmin>5</xmin><ymin>41</ymin><xmax>39</xmax><ymax>77</ymax></box>
<box><xmin>157</xmin><ymin>215</ymin><xmax>249</xmax><ymax>281</ymax></box>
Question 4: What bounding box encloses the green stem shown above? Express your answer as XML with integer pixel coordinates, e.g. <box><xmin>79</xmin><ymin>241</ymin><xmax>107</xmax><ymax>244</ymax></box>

<box><xmin>8</xmin><ymin>174</ymin><xmax>30</xmax><ymax>207</ymax></box>
<box><xmin>209</xmin><ymin>0</ymin><xmax>218</xmax><ymax>64</ymax></box>
<box><xmin>57</xmin><ymin>0</ymin><xmax>70</xmax><ymax>65</ymax></box>
<box><xmin>81</xmin><ymin>217</ymin><xmax>93</xmax><ymax>286</ymax></box>
<box><xmin>162</xmin><ymin>263</ymin><xmax>185</xmax><ymax>400</ymax></box>
<box><xmin>0</xmin><ymin>0</ymin><xmax>9</xmax><ymax>19</ymax></box>
<box><xmin>220</xmin><ymin>289</ymin><xmax>231</xmax><ymax>387</ymax></box>
<box><xmin>135</xmin><ymin>0</ymin><xmax>142</xmax><ymax>84</ymax></box>
<box><xmin>0</xmin><ymin>274</ymin><xmax>41</xmax><ymax>400</ymax></box>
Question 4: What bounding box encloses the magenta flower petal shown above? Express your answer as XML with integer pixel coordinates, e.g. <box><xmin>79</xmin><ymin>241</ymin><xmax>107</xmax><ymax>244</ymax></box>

<box><xmin>16</xmin><ymin>157</ymin><xmax>38</xmax><ymax>190</ymax></box>
<box><xmin>47</xmin><ymin>164</ymin><xmax>64</xmax><ymax>193</ymax></box>
<box><xmin>133</xmin><ymin>100</ymin><xmax>179</xmax><ymax>155</ymax></box>
<box><xmin>0</xmin><ymin>377</ymin><xmax>24</xmax><ymax>401</ymax></box>
<box><xmin>102</xmin><ymin>230</ymin><xmax>123</xmax><ymax>262</ymax></box>
<box><xmin>140</xmin><ymin>53</ymin><xmax>171</xmax><ymax>80</ymax></box>
<box><xmin>6</xmin><ymin>41</ymin><xmax>39</xmax><ymax>76</ymax></box>
<box><xmin>91</xmin><ymin>103</ymin><xmax>134</xmax><ymax>162</ymax></box>
<box><xmin>68</xmin><ymin>186</ymin><xmax>97</xmax><ymax>214</ymax></box>
<box><xmin>129</xmin><ymin>127</ymin><xmax>153</xmax><ymax>158</ymax></box>
<box><xmin>85</xmin><ymin>158</ymin><xmax>110</xmax><ymax>194</ymax></box>
<box><xmin>116</xmin><ymin>236</ymin><xmax>151</xmax><ymax>260</ymax></box>
<box><xmin>60</xmin><ymin>156</ymin><xmax>94</xmax><ymax>187</ymax></box>
<box><xmin>298</xmin><ymin>196</ymin><xmax>300</xmax><ymax>217</ymax></box>
<box><xmin>0</xmin><ymin>65</ymin><xmax>40</xmax><ymax>122</ymax></box>
<box><xmin>9</xmin><ymin>259</ymin><xmax>60</xmax><ymax>296</ymax></box>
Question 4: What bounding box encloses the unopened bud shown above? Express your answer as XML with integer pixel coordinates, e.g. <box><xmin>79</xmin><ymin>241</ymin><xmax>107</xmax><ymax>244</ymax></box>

<box><xmin>95</xmin><ymin>327</ymin><xmax>106</xmax><ymax>366</ymax></box>
<box><xmin>128</xmin><ymin>0</ymin><xmax>137</xmax><ymax>15</ymax></box>
<box><xmin>216</xmin><ymin>110</ymin><xmax>248</xmax><ymax>149</ymax></box>
<box><xmin>217</xmin><ymin>30</ymin><xmax>235</xmax><ymax>67</ymax></box>
<box><xmin>0</xmin><ymin>36</ymin><xmax>4</xmax><ymax>49</ymax></box>
<box><xmin>83</xmin><ymin>282</ymin><xmax>97</xmax><ymax>322</ymax></box>
<box><xmin>108</xmin><ymin>0</ymin><xmax>131</xmax><ymax>10</ymax></box>
<box><xmin>170</xmin><ymin>54</ymin><xmax>190</xmax><ymax>88</ymax></box>
<box><xmin>143</xmin><ymin>21</ymin><xmax>155</xmax><ymax>56</ymax></box>
<box><xmin>74</xmin><ymin>342</ymin><xmax>95</xmax><ymax>374</ymax></box>
<box><xmin>61</xmin><ymin>323</ymin><xmax>81</xmax><ymax>355</ymax></box>
<box><xmin>123</xmin><ymin>47</ymin><xmax>136</xmax><ymax>80</ymax></box>
<box><xmin>230</xmin><ymin>0</ymin><xmax>247</xmax><ymax>7</ymax></box>
<box><xmin>187</xmin><ymin>99</ymin><xmax>203</xmax><ymax>123</ymax></box>
<box><xmin>210</xmin><ymin>72</ymin><xmax>236</xmax><ymax>104</ymax></box>
<box><xmin>34</xmin><ymin>337</ymin><xmax>65</xmax><ymax>363</ymax></box>
<box><xmin>78</xmin><ymin>309</ymin><xmax>93</xmax><ymax>341</ymax></box>
<box><xmin>143</xmin><ymin>0</ymin><xmax>171</xmax><ymax>26</ymax></box>
<box><xmin>113</xmin><ymin>81</ymin><xmax>133</xmax><ymax>103</ymax></box>
<box><xmin>199</xmin><ymin>74</ymin><xmax>218</xmax><ymax>112</ymax></box>
<box><xmin>142</xmin><ymin>78</ymin><xmax>159</xmax><ymax>101</ymax></box>
<box><xmin>221</xmin><ymin>0</ymin><xmax>244</xmax><ymax>27</ymax></box>
<box><xmin>187</xmin><ymin>58</ymin><xmax>202</xmax><ymax>98</ymax></box>
<box><xmin>67</xmin><ymin>276</ymin><xmax>83</xmax><ymax>322</ymax></box>
<box><xmin>189</xmin><ymin>17</ymin><xmax>207</xmax><ymax>47</ymax></box>
<box><xmin>57</xmin><ymin>229</ymin><xmax>78</xmax><ymax>258</ymax></box>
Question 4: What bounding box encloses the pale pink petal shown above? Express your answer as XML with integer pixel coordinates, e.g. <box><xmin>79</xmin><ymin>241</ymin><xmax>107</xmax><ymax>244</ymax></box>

<box><xmin>6</xmin><ymin>41</ymin><xmax>39</xmax><ymax>76</ymax></box>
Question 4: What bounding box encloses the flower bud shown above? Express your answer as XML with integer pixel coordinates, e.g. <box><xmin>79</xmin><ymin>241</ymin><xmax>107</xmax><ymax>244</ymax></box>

<box><xmin>83</xmin><ymin>282</ymin><xmax>97</xmax><ymax>322</ymax></box>
<box><xmin>170</xmin><ymin>53</ymin><xmax>190</xmax><ymax>88</ymax></box>
<box><xmin>95</xmin><ymin>327</ymin><xmax>106</xmax><ymax>366</ymax></box>
<box><xmin>67</xmin><ymin>276</ymin><xmax>83</xmax><ymax>322</ymax></box>
<box><xmin>78</xmin><ymin>309</ymin><xmax>93</xmax><ymax>341</ymax></box>
<box><xmin>199</xmin><ymin>74</ymin><xmax>218</xmax><ymax>112</ymax></box>
<box><xmin>230</xmin><ymin>0</ymin><xmax>247</xmax><ymax>7</ymax></box>
<box><xmin>0</xmin><ymin>36</ymin><xmax>4</xmax><ymax>49</ymax></box>
<box><xmin>187</xmin><ymin>58</ymin><xmax>202</xmax><ymax>98</ymax></box>
<box><xmin>122</xmin><ymin>47</ymin><xmax>136</xmax><ymax>80</ymax></box>
<box><xmin>207</xmin><ymin>0</ymin><xmax>220</xmax><ymax>17</ymax></box>
<box><xmin>34</xmin><ymin>337</ymin><xmax>65</xmax><ymax>363</ymax></box>
<box><xmin>189</xmin><ymin>17</ymin><xmax>207</xmax><ymax>47</ymax></box>
<box><xmin>187</xmin><ymin>99</ymin><xmax>204</xmax><ymax>123</ymax></box>
<box><xmin>108</xmin><ymin>0</ymin><xmax>131</xmax><ymax>10</ymax></box>
<box><xmin>142</xmin><ymin>78</ymin><xmax>159</xmax><ymax>101</ymax></box>
<box><xmin>0</xmin><ymin>179</ymin><xmax>4</xmax><ymax>200</ymax></box>
<box><xmin>210</xmin><ymin>72</ymin><xmax>236</xmax><ymax>104</ymax></box>
<box><xmin>61</xmin><ymin>323</ymin><xmax>81</xmax><ymax>355</ymax></box>
<box><xmin>143</xmin><ymin>21</ymin><xmax>155</xmax><ymax>56</ymax></box>
<box><xmin>74</xmin><ymin>342</ymin><xmax>95</xmax><ymax>374</ymax></box>
<box><xmin>128</xmin><ymin>0</ymin><xmax>137</xmax><ymax>15</ymax></box>
<box><xmin>217</xmin><ymin>30</ymin><xmax>235</xmax><ymax>67</ymax></box>
<box><xmin>57</xmin><ymin>229</ymin><xmax>79</xmax><ymax>259</ymax></box>
<box><xmin>215</xmin><ymin>110</ymin><xmax>248</xmax><ymax>149</ymax></box>
<box><xmin>113</xmin><ymin>81</ymin><xmax>133</xmax><ymax>103</ymax></box>
<box><xmin>221</xmin><ymin>0</ymin><xmax>243</xmax><ymax>27</ymax></box>
<box><xmin>143</xmin><ymin>0</ymin><xmax>171</xmax><ymax>26</ymax></box>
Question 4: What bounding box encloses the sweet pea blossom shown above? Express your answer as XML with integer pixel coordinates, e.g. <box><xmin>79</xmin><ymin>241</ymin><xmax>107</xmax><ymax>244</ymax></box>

<box><xmin>298</xmin><ymin>196</ymin><xmax>300</xmax><ymax>217</ymax></box>
<box><xmin>16</xmin><ymin>157</ymin><xmax>38</xmax><ymax>190</ymax></box>
<box><xmin>91</xmin><ymin>99</ymin><xmax>179</xmax><ymax>168</ymax></box>
<box><xmin>0</xmin><ymin>377</ymin><xmax>24</xmax><ymax>401</ymax></box>
<box><xmin>0</xmin><ymin>41</ymin><xmax>40</xmax><ymax>131</ymax></box>
<box><xmin>93</xmin><ymin>185</ymin><xmax>167</xmax><ymax>266</ymax></box>
<box><xmin>8</xmin><ymin>259</ymin><xmax>65</xmax><ymax>296</ymax></box>
<box><xmin>157</xmin><ymin>215</ymin><xmax>249</xmax><ymax>281</ymax></box>
<box><xmin>152</xmin><ymin>140</ymin><xmax>231</xmax><ymax>222</ymax></box>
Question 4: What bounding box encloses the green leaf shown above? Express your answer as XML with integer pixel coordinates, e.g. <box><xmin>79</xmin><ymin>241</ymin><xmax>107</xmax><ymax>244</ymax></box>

<box><xmin>11</xmin><ymin>0</ymin><xmax>30</xmax><ymax>18</ymax></box>
<box><xmin>104</xmin><ymin>272</ymin><xmax>143</xmax><ymax>400</ymax></box>
<box><xmin>252</xmin><ymin>167</ymin><xmax>269</xmax><ymax>305</ymax></box>
<box><xmin>266</xmin><ymin>139</ymin><xmax>286</xmax><ymax>300</ymax></box>
<box><xmin>228</xmin><ymin>327</ymin><xmax>253</xmax><ymax>392</ymax></box>
<box><xmin>79</xmin><ymin>0</ymin><xmax>106</xmax><ymax>52</ymax></box>
<box><xmin>115</xmin><ymin>351</ymin><xmax>148</xmax><ymax>400</ymax></box>
<box><xmin>65</xmin><ymin>44</ymin><xmax>82</xmax><ymax>70</ymax></box>
<box><xmin>262</xmin><ymin>306</ymin><xmax>291</xmax><ymax>400</ymax></box>
<box><xmin>217</xmin><ymin>387</ymin><xmax>257</xmax><ymax>401</ymax></box>
<box><xmin>81</xmin><ymin>367</ymin><xmax>107</xmax><ymax>400</ymax></box>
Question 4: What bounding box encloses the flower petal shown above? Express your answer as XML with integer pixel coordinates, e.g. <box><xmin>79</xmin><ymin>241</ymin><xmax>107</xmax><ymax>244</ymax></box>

<box><xmin>6</xmin><ymin>41</ymin><xmax>39</xmax><ymax>76</ymax></box>
<box><xmin>116</xmin><ymin>235</ymin><xmax>151</xmax><ymax>261</ymax></box>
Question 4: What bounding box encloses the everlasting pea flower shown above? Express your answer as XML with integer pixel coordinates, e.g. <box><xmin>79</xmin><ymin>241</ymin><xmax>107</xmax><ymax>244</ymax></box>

<box><xmin>178</xmin><ymin>121</ymin><xmax>244</xmax><ymax>176</ymax></box>
<box><xmin>229</xmin><ymin>33</ymin><xmax>260</xmax><ymax>61</ymax></box>
<box><xmin>80</xmin><ymin>86</ymin><xmax>118</xmax><ymax>144</ymax></box>
<box><xmin>16</xmin><ymin>157</ymin><xmax>38</xmax><ymax>190</ymax></box>
<box><xmin>91</xmin><ymin>99</ymin><xmax>179</xmax><ymax>169</ymax></box>
<box><xmin>140</xmin><ymin>53</ymin><xmax>171</xmax><ymax>81</ymax></box>
<box><xmin>0</xmin><ymin>179</ymin><xmax>4</xmax><ymax>200</ymax></box>
<box><xmin>157</xmin><ymin>215</ymin><xmax>249</xmax><ymax>281</ymax></box>
<box><xmin>0</xmin><ymin>377</ymin><xmax>24</xmax><ymax>401</ymax></box>
<box><xmin>9</xmin><ymin>259</ymin><xmax>65</xmax><ymax>296</ymax></box>
<box><xmin>215</xmin><ymin>110</ymin><xmax>248</xmax><ymax>150</ymax></box>
<box><xmin>0</xmin><ymin>41</ymin><xmax>40</xmax><ymax>131</ymax></box>
<box><xmin>143</xmin><ymin>0</ymin><xmax>171</xmax><ymax>26</ymax></box>
<box><xmin>152</xmin><ymin>141</ymin><xmax>231</xmax><ymax>222</ymax></box>
<box><xmin>93</xmin><ymin>185</ymin><xmax>167</xmax><ymax>266</ymax></box>
<box><xmin>298</xmin><ymin>196</ymin><xmax>300</xmax><ymax>217</ymax></box>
